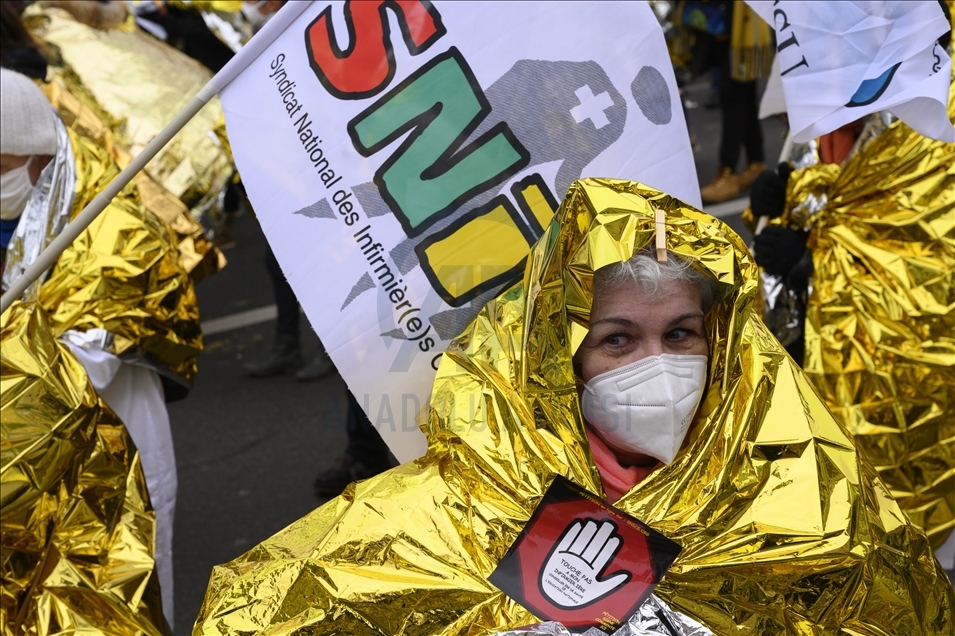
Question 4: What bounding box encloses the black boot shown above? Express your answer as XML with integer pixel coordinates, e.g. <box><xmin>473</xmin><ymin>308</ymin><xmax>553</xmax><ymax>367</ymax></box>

<box><xmin>244</xmin><ymin>333</ymin><xmax>303</xmax><ymax>377</ymax></box>
<box><xmin>212</xmin><ymin>214</ymin><xmax>236</xmax><ymax>250</ymax></box>
<box><xmin>296</xmin><ymin>349</ymin><xmax>336</xmax><ymax>382</ymax></box>
<box><xmin>312</xmin><ymin>453</ymin><xmax>393</xmax><ymax>496</ymax></box>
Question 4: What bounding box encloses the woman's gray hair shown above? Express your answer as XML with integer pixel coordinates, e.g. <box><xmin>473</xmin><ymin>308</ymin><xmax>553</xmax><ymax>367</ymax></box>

<box><xmin>594</xmin><ymin>247</ymin><xmax>720</xmax><ymax>313</ymax></box>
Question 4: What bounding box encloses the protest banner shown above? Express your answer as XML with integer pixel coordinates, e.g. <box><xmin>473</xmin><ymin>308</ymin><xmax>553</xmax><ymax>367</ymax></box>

<box><xmin>218</xmin><ymin>1</ymin><xmax>699</xmax><ymax>461</ymax></box>
<box><xmin>746</xmin><ymin>0</ymin><xmax>954</xmax><ymax>143</ymax></box>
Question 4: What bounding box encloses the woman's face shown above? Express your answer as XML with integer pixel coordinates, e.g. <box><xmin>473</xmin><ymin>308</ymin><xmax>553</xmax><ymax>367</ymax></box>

<box><xmin>575</xmin><ymin>277</ymin><xmax>708</xmax><ymax>384</ymax></box>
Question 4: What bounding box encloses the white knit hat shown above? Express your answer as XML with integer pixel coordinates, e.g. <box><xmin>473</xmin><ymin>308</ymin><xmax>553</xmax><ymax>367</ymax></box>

<box><xmin>0</xmin><ymin>68</ymin><xmax>58</xmax><ymax>156</ymax></box>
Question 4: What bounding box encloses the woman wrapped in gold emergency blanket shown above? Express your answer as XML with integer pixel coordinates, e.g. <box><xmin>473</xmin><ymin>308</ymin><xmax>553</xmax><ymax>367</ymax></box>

<box><xmin>196</xmin><ymin>179</ymin><xmax>953</xmax><ymax>635</ymax></box>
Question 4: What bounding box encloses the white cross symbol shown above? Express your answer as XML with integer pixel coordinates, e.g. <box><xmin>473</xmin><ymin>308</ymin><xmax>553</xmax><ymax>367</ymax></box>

<box><xmin>570</xmin><ymin>85</ymin><xmax>614</xmax><ymax>129</ymax></box>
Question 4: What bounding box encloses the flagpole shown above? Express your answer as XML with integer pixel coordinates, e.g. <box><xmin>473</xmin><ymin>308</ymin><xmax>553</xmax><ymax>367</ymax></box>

<box><xmin>0</xmin><ymin>1</ymin><xmax>313</xmax><ymax>314</ymax></box>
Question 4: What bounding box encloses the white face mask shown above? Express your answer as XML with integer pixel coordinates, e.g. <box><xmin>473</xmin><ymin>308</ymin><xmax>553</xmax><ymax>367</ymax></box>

<box><xmin>580</xmin><ymin>353</ymin><xmax>707</xmax><ymax>465</ymax></box>
<box><xmin>242</xmin><ymin>0</ymin><xmax>271</xmax><ymax>31</ymax></box>
<box><xmin>0</xmin><ymin>158</ymin><xmax>35</xmax><ymax>220</ymax></box>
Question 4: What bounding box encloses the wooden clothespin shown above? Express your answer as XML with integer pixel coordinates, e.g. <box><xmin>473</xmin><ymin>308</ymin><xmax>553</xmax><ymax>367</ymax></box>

<box><xmin>655</xmin><ymin>208</ymin><xmax>667</xmax><ymax>262</ymax></box>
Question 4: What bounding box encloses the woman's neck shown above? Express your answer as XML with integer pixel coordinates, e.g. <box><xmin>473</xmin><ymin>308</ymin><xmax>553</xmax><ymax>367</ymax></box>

<box><xmin>585</xmin><ymin>426</ymin><xmax>656</xmax><ymax>503</ymax></box>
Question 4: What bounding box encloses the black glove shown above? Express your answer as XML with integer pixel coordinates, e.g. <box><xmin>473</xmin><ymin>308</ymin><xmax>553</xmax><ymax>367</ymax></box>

<box><xmin>749</xmin><ymin>162</ymin><xmax>793</xmax><ymax>219</ymax></box>
<box><xmin>753</xmin><ymin>226</ymin><xmax>808</xmax><ymax>277</ymax></box>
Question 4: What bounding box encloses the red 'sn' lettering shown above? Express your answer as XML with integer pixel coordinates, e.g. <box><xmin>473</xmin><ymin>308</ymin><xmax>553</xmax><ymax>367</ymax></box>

<box><xmin>305</xmin><ymin>0</ymin><xmax>445</xmax><ymax>100</ymax></box>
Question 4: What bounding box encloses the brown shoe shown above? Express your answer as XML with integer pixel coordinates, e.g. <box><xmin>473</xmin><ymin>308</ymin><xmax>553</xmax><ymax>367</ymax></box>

<box><xmin>700</xmin><ymin>167</ymin><xmax>740</xmax><ymax>204</ymax></box>
<box><xmin>736</xmin><ymin>161</ymin><xmax>766</xmax><ymax>190</ymax></box>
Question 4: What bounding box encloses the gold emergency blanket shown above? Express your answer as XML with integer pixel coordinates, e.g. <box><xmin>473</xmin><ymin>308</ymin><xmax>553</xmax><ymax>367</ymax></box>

<box><xmin>0</xmin><ymin>302</ymin><xmax>167</xmax><ymax>636</ymax></box>
<box><xmin>195</xmin><ymin>179</ymin><xmax>952</xmax><ymax>635</ymax></box>
<box><xmin>41</xmin><ymin>76</ymin><xmax>226</xmax><ymax>283</ymax></box>
<box><xmin>775</xmin><ymin>78</ymin><xmax>955</xmax><ymax>549</ymax></box>
<box><xmin>26</xmin><ymin>5</ymin><xmax>234</xmax><ymax>222</ymax></box>
<box><xmin>38</xmin><ymin>128</ymin><xmax>202</xmax><ymax>385</ymax></box>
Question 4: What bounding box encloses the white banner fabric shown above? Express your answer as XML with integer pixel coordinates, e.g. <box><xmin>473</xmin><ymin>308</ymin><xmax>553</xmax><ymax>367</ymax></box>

<box><xmin>747</xmin><ymin>0</ymin><xmax>954</xmax><ymax>143</ymax></box>
<box><xmin>219</xmin><ymin>0</ymin><xmax>699</xmax><ymax>461</ymax></box>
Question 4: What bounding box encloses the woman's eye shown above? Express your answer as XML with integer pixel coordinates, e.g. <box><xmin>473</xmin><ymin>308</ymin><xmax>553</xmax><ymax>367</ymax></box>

<box><xmin>604</xmin><ymin>334</ymin><xmax>629</xmax><ymax>347</ymax></box>
<box><xmin>667</xmin><ymin>329</ymin><xmax>692</xmax><ymax>341</ymax></box>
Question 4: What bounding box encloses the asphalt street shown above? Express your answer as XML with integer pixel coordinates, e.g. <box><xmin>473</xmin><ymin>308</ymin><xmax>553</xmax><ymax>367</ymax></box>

<box><xmin>165</xmin><ymin>77</ymin><xmax>949</xmax><ymax>635</ymax></box>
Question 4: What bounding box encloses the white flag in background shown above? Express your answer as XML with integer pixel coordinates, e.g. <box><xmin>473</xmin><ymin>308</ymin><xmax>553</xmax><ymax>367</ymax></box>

<box><xmin>747</xmin><ymin>0</ymin><xmax>953</xmax><ymax>143</ymax></box>
<box><xmin>218</xmin><ymin>1</ymin><xmax>698</xmax><ymax>461</ymax></box>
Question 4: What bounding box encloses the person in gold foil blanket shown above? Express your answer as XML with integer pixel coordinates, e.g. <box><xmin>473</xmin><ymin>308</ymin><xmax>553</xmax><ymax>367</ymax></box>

<box><xmin>1</xmin><ymin>302</ymin><xmax>168</xmax><ymax>636</ymax></box>
<box><xmin>748</xmin><ymin>51</ymin><xmax>955</xmax><ymax>568</ymax></box>
<box><xmin>195</xmin><ymin>179</ymin><xmax>953</xmax><ymax>635</ymax></box>
<box><xmin>0</xmin><ymin>67</ymin><xmax>202</xmax><ymax>630</ymax></box>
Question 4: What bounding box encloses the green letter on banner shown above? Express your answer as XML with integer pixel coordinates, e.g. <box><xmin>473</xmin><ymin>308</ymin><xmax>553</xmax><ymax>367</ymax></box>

<box><xmin>348</xmin><ymin>48</ymin><xmax>529</xmax><ymax>237</ymax></box>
